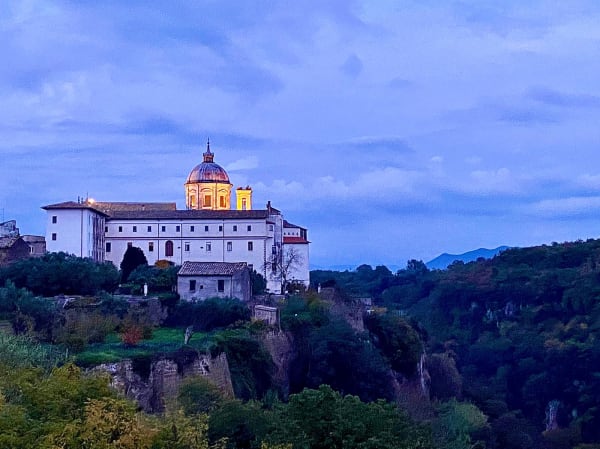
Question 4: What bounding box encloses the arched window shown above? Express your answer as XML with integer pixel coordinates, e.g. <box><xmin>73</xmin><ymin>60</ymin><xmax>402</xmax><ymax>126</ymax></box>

<box><xmin>165</xmin><ymin>240</ymin><xmax>174</xmax><ymax>257</ymax></box>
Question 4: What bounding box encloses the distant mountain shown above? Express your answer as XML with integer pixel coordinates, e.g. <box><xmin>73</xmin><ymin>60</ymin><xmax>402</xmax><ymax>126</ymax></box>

<box><xmin>426</xmin><ymin>246</ymin><xmax>510</xmax><ymax>270</ymax></box>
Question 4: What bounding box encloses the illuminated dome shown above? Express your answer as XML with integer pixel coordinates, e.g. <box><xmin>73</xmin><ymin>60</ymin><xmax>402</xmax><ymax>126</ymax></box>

<box><xmin>186</xmin><ymin>142</ymin><xmax>230</xmax><ymax>184</ymax></box>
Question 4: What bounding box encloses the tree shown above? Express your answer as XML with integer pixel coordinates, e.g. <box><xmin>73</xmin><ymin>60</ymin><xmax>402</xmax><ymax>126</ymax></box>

<box><xmin>267</xmin><ymin>385</ymin><xmax>433</xmax><ymax>449</ymax></box>
<box><xmin>120</xmin><ymin>246</ymin><xmax>148</xmax><ymax>283</ymax></box>
<box><xmin>268</xmin><ymin>247</ymin><xmax>304</xmax><ymax>294</ymax></box>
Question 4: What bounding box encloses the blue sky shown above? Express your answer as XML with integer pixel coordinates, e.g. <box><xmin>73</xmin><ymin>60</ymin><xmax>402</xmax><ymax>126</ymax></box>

<box><xmin>2</xmin><ymin>1</ymin><xmax>600</xmax><ymax>269</ymax></box>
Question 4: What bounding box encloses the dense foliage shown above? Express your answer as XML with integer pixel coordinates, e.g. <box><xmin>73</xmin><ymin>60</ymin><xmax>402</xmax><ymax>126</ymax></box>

<box><xmin>314</xmin><ymin>239</ymin><xmax>600</xmax><ymax>448</ymax></box>
<box><xmin>0</xmin><ymin>252</ymin><xmax>119</xmax><ymax>296</ymax></box>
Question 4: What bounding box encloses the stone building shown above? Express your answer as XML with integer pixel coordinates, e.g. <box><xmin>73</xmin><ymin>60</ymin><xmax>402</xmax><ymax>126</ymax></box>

<box><xmin>177</xmin><ymin>261</ymin><xmax>251</xmax><ymax>302</ymax></box>
<box><xmin>0</xmin><ymin>236</ymin><xmax>31</xmax><ymax>267</ymax></box>
<box><xmin>42</xmin><ymin>142</ymin><xmax>310</xmax><ymax>293</ymax></box>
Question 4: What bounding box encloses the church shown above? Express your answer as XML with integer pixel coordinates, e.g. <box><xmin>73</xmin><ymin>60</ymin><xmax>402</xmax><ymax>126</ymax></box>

<box><xmin>42</xmin><ymin>143</ymin><xmax>310</xmax><ymax>293</ymax></box>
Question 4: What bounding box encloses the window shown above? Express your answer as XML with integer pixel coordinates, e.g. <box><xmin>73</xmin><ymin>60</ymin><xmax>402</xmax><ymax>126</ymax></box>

<box><xmin>161</xmin><ymin>226</ymin><xmax>166</xmax><ymax>232</ymax></box>
<box><xmin>29</xmin><ymin>246</ymin><xmax>34</xmax><ymax>254</ymax></box>
<box><xmin>219</xmin><ymin>225</ymin><xmax>223</xmax><ymax>232</ymax></box>
<box><xmin>247</xmin><ymin>225</ymin><xmax>252</xmax><ymax>231</ymax></box>
<box><xmin>105</xmin><ymin>226</ymin><xmax>108</xmax><ymax>233</ymax></box>
<box><xmin>242</xmin><ymin>198</ymin><xmax>247</xmax><ymax>210</ymax></box>
<box><xmin>206</xmin><ymin>242</ymin><xmax>212</xmax><ymax>252</ymax></box>
<box><xmin>106</xmin><ymin>242</ymin><xmax>111</xmax><ymax>252</ymax></box>
<box><xmin>272</xmin><ymin>245</ymin><xmax>277</xmax><ymax>254</ymax></box>
<box><xmin>218</xmin><ymin>280</ymin><xmax>225</xmax><ymax>292</ymax></box>
<box><xmin>184</xmin><ymin>242</ymin><xmax>190</xmax><ymax>252</ymax></box>
<box><xmin>219</xmin><ymin>196</ymin><xmax>226</xmax><ymax>208</ymax></box>
<box><xmin>176</xmin><ymin>225</ymin><xmax>180</xmax><ymax>232</ymax></box>
<box><xmin>233</xmin><ymin>225</ymin><xmax>237</xmax><ymax>232</ymax></box>
<box><xmin>118</xmin><ymin>226</ymin><xmax>123</xmax><ymax>232</ymax></box>
<box><xmin>189</xmin><ymin>280</ymin><xmax>196</xmax><ymax>291</ymax></box>
<box><xmin>248</xmin><ymin>242</ymin><xmax>253</xmax><ymax>251</ymax></box>
<box><xmin>248</xmin><ymin>264</ymin><xmax>253</xmax><ymax>270</ymax></box>
<box><xmin>147</xmin><ymin>226</ymin><xmax>152</xmax><ymax>232</ymax></box>
<box><xmin>190</xmin><ymin>226</ymin><xmax>195</xmax><ymax>232</ymax></box>
<box><xmin>148</xmin><ymin>242</ymin><xmax>154</xmax><ymax>252</ymax></box>
<box><xmin>203</xmin><ymin>195</ymin><xmax>212</xmax><ymax>207</ymax></box>
<box><xmin>127</xmin><ymin>242</ymin><xmax>133</xmax><ymax>248</ymax></box>
<box><xmin>204</xmin><ymin>225</ymin><xmax>209</xmax><ymax>232</ymax></box>
<box><xmin>165</xmin><ymin>240</ymin><xmax>174</xmax><ymax>257</ymax></box>
<box><xmin>269</xmin><ymin>224</ymin><xmax>274</xmax><ymax>231</ymax></box>
<box><xmin>133</xmin><ymin>226</ymin><xmax>137</xmax><ymax>232</ymax></box>
<box><xmin>52</xmin><ymin>215</ymin><xmax>57</xmax><ymax>224</ymax></box>
<box><xmin>51</xmin><ymin>233</ymin><xmax>57</xmax><ymax>241</ymax></box>
<box><xmin>227</xmin><ymin>241</ymin><xmax>232</xmax><ymax>251</ymax></box>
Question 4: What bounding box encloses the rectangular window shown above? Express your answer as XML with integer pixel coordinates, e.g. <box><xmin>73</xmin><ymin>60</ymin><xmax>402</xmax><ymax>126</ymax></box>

<box><xmin>133</xmin><ymin>226</ymin><xmax>137</xmax><ymax>232</ymax></box>
<box><xmin>190</xmin><ymin>226</ymin><xmax>195</xmax><ymax>232</ymax></box>
<box><xmin>204</xmin><ymin>225</ymin><xmax>209</xmax><ymax>232</ymax></box>
<box><xmin>206</xmin><ymin>242</ymin><xmax>212</xmax><ymax>252</ymax></box>
<box><xmin>147</xmin><ymin>226</ymin><xmax>152</xmax><ymax>232</ymax></box>
<box><xmin>248</xmin><ymin>242</ymin><xmax>253</xmax><ymax>251</ymax></box>
<box><xmin>161</xmin><ymin>226</ymin><xmax>166</xmax><ymax>232</ymax></box>
<box><xmin>219</xmin><ymin>225</ymin><xmax>223</xmax><ymax>232</ymax></box>
<box><xmin>51</xmin><ymin>233</ymin><xmax>57</xmax><ymax>241</ymax></box>
<box><xmin>247</xmin><ymin>225</ymin><xmax>252</xmax><ymax>231</ymax></box>
<box><xmin>29</xmin><ymin>246</ymin><xmax>34</xmax><ymax>254</ymax></box>
<box><xmin>184</xmin><ymin>242</ymin><xmax>190</xmax><ymax>252</ymax></box>
<box><xmin>272</xmin><ymin>245</ymin><xmax>277</xmax><ymax>254</ymax></box>
<box><xmin>106</xmin><ymin>242</ymin><xmax>111</xmax><ymax>252</ymax></box>
<box><xmin>242</xmin><ymin>198</ymin><xmax>247</xmax><ymax>210</ymax></box>
<box><xmin>148</xmin><ymin>242</ymin><xmax>154</xmax><ymax>252</ymax></box>
<box><xmin>118</xmin><ymin>226</ymin><xmax>123</xmax><ymax>232</ymax></box>
<box><xmin>204</xmin><ymin>195</ymin><xmax>212</xmax><ymax>207</ymax></box>
<box><xmin>220</xmin><ymin>196</ymin><xmax>226</xmax><ymax>207</ymax></box>
<box><xmin>189</xmin><ymin>280</ymin><xmax>196</xmax><ymax>291</ymax></box>
<box><xmin>52</xmin><ymin>215</ymin><xmax>57</xmax><ymax>224</ymax></box>
<box><xmin>105</xmin><ymin>226</ymin><xmax>108</xmax><ymax>233</ymax></box>
<box><xmin>227</xmin><ymin>241</ymin><xmax>232</xmax><ymax>251</ymax></box>
<box><xmin>248</xmin><ymin>264</ymin><xmax>253</xmax><ymax>270</ymax></box>
<box><xmin>218</xmin><ymin>280</ymin><xmax>225</xmax><ymax>292</ymax></box>
<box><xmin>176</xmin><ymin>225</ymin><xmax>180</xmax><ymax>232</ymax></box>
<box><xmin>269</xmin><ymin>224</ymin><xmax>274</xmax><ymax>231</ymax></box>
<box><xmin>233</xmin><ymin>225</ymin><xmax>237</xmax><ymax>232</ymax></box>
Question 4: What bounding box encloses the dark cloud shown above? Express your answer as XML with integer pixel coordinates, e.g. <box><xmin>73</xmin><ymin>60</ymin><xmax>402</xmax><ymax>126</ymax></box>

<box><xmin>527</xmin><ymin>86</ymin><xmax>600</xmax><ymax>109</ymax></box>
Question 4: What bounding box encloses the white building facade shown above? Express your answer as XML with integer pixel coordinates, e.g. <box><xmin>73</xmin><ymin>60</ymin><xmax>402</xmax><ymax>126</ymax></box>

<box><xmin>42</xmin><ymin>144</ymin><xmax>309</xmax><ymax>293</ymax></box>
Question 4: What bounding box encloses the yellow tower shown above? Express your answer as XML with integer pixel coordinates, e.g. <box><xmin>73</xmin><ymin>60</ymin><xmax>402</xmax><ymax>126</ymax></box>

<box><xmin>236</xmin><ymin>186</ymin><xmax>253</xmax><ymax>210</ymax></box>
<box><xmin>185</xmin><ymin>141</ymin><xmax>232</xmax><ymax>210</ymax></box>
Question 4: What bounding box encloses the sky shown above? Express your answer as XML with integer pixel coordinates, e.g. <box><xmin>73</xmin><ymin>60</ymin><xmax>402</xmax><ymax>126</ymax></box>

<box><xmin>2</xmin><ymin>1</ymin><xmax>600</xmax><ymax>269</ymax></box>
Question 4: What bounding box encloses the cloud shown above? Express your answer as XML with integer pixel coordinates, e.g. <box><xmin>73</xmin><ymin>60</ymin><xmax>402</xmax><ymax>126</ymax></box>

<box><xmin>225</xmin><ymin>156</ymin><xmax>259</xmax><ymax>171</ymax></box>
<box><xmin>340</xmin><ymin>54</ymin><xmax>363</xmax><ymax>78</ymax></box>
<box><xmin>527</xmin><ymin>86</ymin><xmax>600</xmax><ymax>108</ymax></box>
<box><xmin>529</xmin><ymin>196</ymin><xmax>600</xmax><ymax>218</ymax></box>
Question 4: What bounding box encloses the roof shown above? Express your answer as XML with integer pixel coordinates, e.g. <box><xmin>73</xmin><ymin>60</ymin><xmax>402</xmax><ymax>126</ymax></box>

<box><xmin>107</xmin><ymin>209</ymin><xmax>270</xmax><ymax>220</ymax></box>
<box><xmin>178</xmin><ymin>261</ymin><xmax>248</xmax><ymax>276</ymax></box>
<box><xmin>41</xmin><ymin>201</ymin><xmax>110</xmax><ymax>217</ymax></box>
<box><xmin>0</xmin><ymin>236</ymin><xmax>21</xmax><ymax>249</ymax></box>
<box><xmin>283</xmin><ymin>220</ymin><xmax>306</xmax><ymax>230</ymax></box>
<box><xmin>93</xmin><ymin>202</ymin><xmax>177</xmax><ymax>213</ymax></box>
<box><xmin>186</xmin><ymin>143</ymin><xmax>231</xmax><ymax>184</ymax></box>
<box><xmin>283</xmin><ymin>236</ymin><xmax>310</xmax><ymax>244</ymax></box>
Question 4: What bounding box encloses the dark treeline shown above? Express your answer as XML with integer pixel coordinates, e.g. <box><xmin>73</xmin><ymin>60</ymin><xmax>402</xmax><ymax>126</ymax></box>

<box><xmin>313</xmin><ymin>239</ymin><xmax>600</xmax><ymax>449</ymax></box>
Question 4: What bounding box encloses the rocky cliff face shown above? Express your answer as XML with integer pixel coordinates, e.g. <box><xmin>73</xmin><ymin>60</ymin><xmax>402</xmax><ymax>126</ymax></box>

<box><xmin>261</xmin><ymin>330</ymin><xmax>294</xmax><ymax>398</ymax></box>
<box><xmin>93</xmin><ymin>349</ymin><xmax>233</xmax><ymax>413</ymax></box>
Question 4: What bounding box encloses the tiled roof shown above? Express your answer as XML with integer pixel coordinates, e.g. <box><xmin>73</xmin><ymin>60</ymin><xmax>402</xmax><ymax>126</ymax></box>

<box><xmin>41</xmin><ymin>202</ymin><xmax>110</xmax><ymax>217</ymax></box>
<box><xmin>93</xmin><ymin>202</ymin><xmax>177</xmax><ymax>213</ymax></box>
<box><xmin>178</xmin><ymin>261</ymin><xmax>248</xmax><ymax>276</ymax></box>
<box><xmin>107</xmin><ymin>209</ymin><xmax>270</xmax><ymax>220</ymax></box>
<box><xmin>283</xmin><ymin>236</ymin><xmax>310</xmax><ymax>244</ymax></box>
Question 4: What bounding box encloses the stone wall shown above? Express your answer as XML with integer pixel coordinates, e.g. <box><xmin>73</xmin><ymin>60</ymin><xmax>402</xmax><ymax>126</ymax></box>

<box><xmin>93</xmin><ymin>350</ymin><xmax>233</xmax><ymax>413</ymax></box>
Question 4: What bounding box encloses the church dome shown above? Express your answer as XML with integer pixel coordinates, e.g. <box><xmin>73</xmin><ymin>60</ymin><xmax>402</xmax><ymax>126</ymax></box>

<box><xmin>186</xmin><ymin>142</ymin><xmax>230</xmax><ymax>184</ymax></box>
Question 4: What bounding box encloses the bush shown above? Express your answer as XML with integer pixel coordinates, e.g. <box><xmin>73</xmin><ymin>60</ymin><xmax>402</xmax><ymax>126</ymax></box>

<box><xmin>166</xmin><ymin>297</ymin><xmax>251</xmax><ymax>331</ymax></box>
